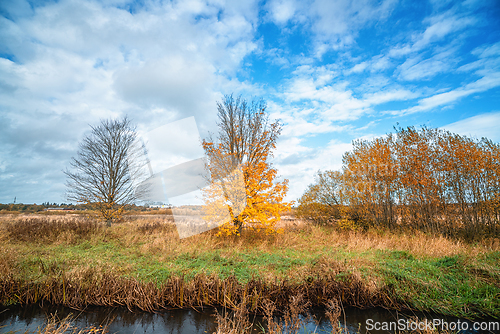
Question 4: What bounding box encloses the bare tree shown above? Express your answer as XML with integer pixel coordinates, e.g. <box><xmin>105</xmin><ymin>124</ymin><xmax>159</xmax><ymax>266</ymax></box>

<box><xmin>65</xmin><ymin>117</ymin><xmax>146</xmax><ymax>225</ymax></box>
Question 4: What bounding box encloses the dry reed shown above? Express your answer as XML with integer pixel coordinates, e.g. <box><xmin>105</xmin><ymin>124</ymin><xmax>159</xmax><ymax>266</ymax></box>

<box><xmin>4</xmin><ymin>217</ymin><xmax>100</xmax><ymax>244</ymax></box>
<box><xmin>213</xmin><ymin>297</ymin><xmax>253</xmax><ymax>334</ymax></box>
<box><xmin>214</xmin><ymin>298</ymin><xmax>458</xmax><ymax>334</ymax></box>
<box><xmin>0</xmin><ymin>269</ymin><xmax>399</xmax><ymax>313</ymax></box>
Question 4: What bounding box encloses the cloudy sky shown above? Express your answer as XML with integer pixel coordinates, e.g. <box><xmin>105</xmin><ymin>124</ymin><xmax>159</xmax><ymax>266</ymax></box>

<box><xmin>1</xmin><ymin>0</ymin><xmax>499</xmax><ymax>205</ymax></box>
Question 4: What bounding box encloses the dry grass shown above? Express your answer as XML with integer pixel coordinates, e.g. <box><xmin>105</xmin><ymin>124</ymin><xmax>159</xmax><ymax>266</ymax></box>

<box><xmin>1</xmin><ymin>214</ymin><xmax>498</xmax><ymax>319</ymax></box>
<box><xmin>0</xmin><ymin>248</ymin><xmax>17</xmax><ymax>280</ymax></box>
<box><xmin>1</xmin><ymin>215</ymin><xmax>495</xmax><ymax>281</ymax></box>
<box><xmin>4</xmin><ymin>214</ymin><xmax>494</xmax><ymax>258</ymax></box>
<box><xmin>334</xmin><ymin>229</ymin><xmax>483</xmax><ymax>258</ymax></box>
<box><xmin>272</xmin><ymin>224</ymin><xmax>496</xmax><ymax>259</ymax></box>
<box><xmin>3</xmin><ymin>217</ymin><xmax>100</xmax><ymax>244</ymax></box>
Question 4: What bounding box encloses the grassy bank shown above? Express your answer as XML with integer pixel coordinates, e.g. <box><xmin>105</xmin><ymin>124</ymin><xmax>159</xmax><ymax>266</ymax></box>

<box><xmin>0</xmin><ymin>215</ymin><xmax>499</xmax><ymax>319</ymax></box>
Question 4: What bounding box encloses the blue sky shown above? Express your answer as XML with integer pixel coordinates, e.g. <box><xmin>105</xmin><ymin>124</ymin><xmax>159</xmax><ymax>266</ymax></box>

<box><xmin>0</xmin><ymin>0</ymin><xmax>499</xmax><ymax>204</ymax></box>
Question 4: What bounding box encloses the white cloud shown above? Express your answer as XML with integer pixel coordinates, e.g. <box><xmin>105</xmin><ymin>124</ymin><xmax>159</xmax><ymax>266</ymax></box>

<box><xmin>113</xmin><ymin>56</ymin><xmax>215</xmax><ymax>117</ymax></box>
<box><xmin>268</xmin><ymin>101</ymin><xmax>348</xmax><ymax>138</ymax></box>
<box><xmin>284</xmin><ymin>77</ymin><xmax>369</xmax><ymax>121</ymax></box>
<box><xmin>363</xmin><ymin>89</ymin><xmax>419</xmax><ymax>105</ymax></box>
<box><xmin>371</xmin><ymin>55</ymin><xmax>392</xmax><ymax>71</ymax></box>
<box><xmin>472</xmin><ymin>41</ymin><xmax>500</xmax><ymax>58</ymax></box>
<box><xmin>0</xmin><ymin>0</ymin><xmax>261</xmax><ymax>203</ymax></box>
<box><xmin>442</xmin><ymin>112</ymin><xmax>500</xmax><ymax>142</ymax></box>
<box><xmin>386</xmin><ymin>39</ymin><xmax>500</xmax><ymax>115</ymax></box>
<box><xmin>0</xmin><ymin>0</ymin><xmax>498</xmax><ymax>205</ymax></box>
<box><xmin>398</xmin><ymin>46</ymin><xmax>458</xmax><ymax>81</ymax></box>
<box><xmin>347</xmin><ymin>61</ymin><xmax>368</xmax><ymax>74</ymax></box>
<box><xmin>414</xmin><ymin>15</ymin><xmax>475</xmax><ymax>50</ymax></box>
<box><xmin>459</xmin><ymin>42</ymin><xmax>500</xmax><ymax>74</ymax></box>
<box><xmin>389</xmin><ymin>7</ymin><xmax>476</xmax><ymax>57</ymax></box>
<box><xmin>265</xmin><ymin>0</ymin><xmax>298</xmax><ymax>25</ymax></box>
<box><xmin>345</xmin><ymin>55</ymin><xmax>392</xmax><ymax>75</ymax></box>
<box><xmin>264</xmin><ymin>0</ymin><xmax>397</xmax><ymax>56</ymax></box>
<box><xmin>309</xmin><ymin>0</ymin><xmax>396</xmax><ymax>49</ymax></box>
<box><xmin>274</xmin><ymin>139</ymin><xmax>352</xmax><ymax>201</ymax></box>
<box><xmin>388</xmin><ymin>71</ymin><xmax>500</xmax><ymax>115</ymax></box>
<box><xmin>286</xmin><ymin>121</ymin><xmax>348</xmax><ymax>137</ymax></box>
<box><xmin>282</xmin><ymin>64</ymin><xmax>420</xmax><ymax>123</ymax></box>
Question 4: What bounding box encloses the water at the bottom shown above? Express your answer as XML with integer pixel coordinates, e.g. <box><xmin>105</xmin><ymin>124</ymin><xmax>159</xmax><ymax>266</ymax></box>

<box><xmin>0</xmin><ymin>304</ymin><xmax>497</xmax><ymax>333</ymax></box>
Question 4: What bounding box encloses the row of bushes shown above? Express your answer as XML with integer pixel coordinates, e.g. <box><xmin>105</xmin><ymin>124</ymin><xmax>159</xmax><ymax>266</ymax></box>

<box><xmin>298</xmin><ymin>126</ymin><xmax>500</xmax><ymax>240</ymax></box>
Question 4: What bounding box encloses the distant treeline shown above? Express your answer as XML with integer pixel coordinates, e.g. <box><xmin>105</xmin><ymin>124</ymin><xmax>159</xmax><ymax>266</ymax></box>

<box><xmin>298</xmin><ymin>126</ymin><xmax>500</xmax><ymax>240</ymax></box>
<box><xmin>0</xmin><ymin>203</ymin><xmax>77</xmax><ymax>213</ymax></box>
<box><xmin>0</xmin><ymin>203</ymin><xmax>149</xmax><ymax>214</ymax></box>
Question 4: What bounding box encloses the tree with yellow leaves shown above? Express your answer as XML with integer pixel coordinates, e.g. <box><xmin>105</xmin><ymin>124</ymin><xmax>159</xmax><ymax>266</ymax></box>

<box><xmin>202</xmin><ymin>95</ymin><xmax>291</xmax><ymax>236</ymax></box>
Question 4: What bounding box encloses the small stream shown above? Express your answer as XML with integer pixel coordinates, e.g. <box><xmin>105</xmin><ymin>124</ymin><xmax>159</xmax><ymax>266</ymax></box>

<box><xmin>0</xmin><ymin>304</ymin><xmax>496</xmax><ymax>333</ymax></box>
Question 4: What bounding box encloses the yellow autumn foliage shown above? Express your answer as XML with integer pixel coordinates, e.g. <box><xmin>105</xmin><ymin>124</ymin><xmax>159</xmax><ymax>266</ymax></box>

<box><xmin>202</xmin><ymin>95</ymin><xmax>291</xmax><ymax>236</ymax></box>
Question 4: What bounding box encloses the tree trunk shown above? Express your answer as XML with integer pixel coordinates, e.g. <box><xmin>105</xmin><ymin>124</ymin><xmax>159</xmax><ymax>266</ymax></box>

<box><xmin>233</xmin><ymin>217</ymin><xmax>243</xmax><ymax>235</ymax></box>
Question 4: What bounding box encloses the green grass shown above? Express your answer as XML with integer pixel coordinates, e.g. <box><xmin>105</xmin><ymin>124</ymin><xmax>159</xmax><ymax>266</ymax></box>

<box><xmin>12</xmin><ymin>243</ymin><xmax>314</xmax><ymax>284</ymax></box>
<box><xmin>365</xmin><ymin>251</ymin><xmax>500</xmax><ymax>318</ymax></box>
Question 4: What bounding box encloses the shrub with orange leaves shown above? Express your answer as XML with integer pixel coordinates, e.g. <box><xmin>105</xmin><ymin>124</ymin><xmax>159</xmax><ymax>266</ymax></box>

<box><xmin>298</xmin><ymin>126</ymin><xmax>500</xmax><ymax>239</ymax></box>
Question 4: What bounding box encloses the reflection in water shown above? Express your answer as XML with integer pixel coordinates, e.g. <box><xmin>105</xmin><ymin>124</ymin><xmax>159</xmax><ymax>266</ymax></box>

<box><xmin>0</xmin><ymin>305</ymin><xmax>219</xmax><ymax>334</ymax></box>
<box><xmin>0</xmin><ymin>304</ymin><xmax>487</xmax><ymax>334</ymax></box>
